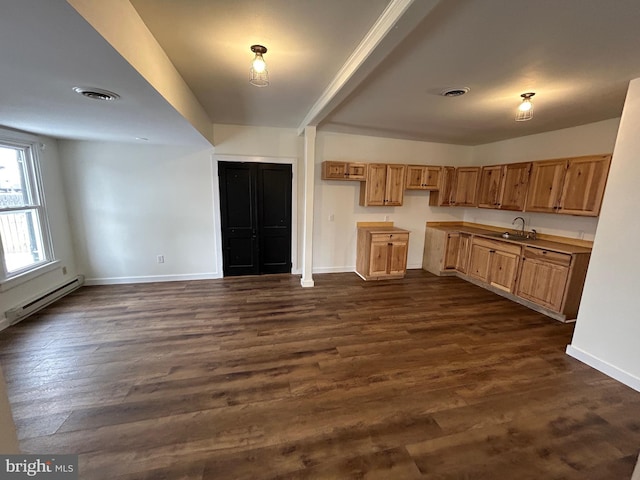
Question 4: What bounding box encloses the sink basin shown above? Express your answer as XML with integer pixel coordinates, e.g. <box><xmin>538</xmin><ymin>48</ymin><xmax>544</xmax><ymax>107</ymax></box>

<box><xmin>488</xmin><ymin>232</ymin><xmax>535</xmax><ymax>242</ymax></box>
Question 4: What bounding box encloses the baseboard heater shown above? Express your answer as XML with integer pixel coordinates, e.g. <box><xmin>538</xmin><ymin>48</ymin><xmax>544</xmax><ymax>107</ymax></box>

<box><xmin>5</xmin><ymin>275</ymin><xmax>85</xmax><ymax>325</ymax></box>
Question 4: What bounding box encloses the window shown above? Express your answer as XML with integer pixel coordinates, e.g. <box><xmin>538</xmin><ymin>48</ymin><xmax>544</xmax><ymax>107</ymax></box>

<box><xmin>0</xmin><ymin>140</ymin><xmax>53</xmax><ymax>281</ymax></box>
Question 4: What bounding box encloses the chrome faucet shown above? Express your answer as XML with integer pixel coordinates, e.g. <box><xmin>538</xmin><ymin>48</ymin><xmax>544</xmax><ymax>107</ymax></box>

<box><xmin>512</xmin><ymin>216</ymin><xmax>526</xmax><ymax>237</ymax></box>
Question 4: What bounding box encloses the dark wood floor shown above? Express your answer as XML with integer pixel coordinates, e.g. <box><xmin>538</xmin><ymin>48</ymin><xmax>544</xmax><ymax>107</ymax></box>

<box><xmin>1</xmin><ymin>270</ymin><xmax>639</xmax><ymax>479</ymax></box>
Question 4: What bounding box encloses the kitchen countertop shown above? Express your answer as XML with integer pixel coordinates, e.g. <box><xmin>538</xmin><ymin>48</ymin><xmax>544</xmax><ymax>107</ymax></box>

<box><xmin>426</xmin><ymin>222</ymin><xmax>592</xmax><ymax>255</ymax></box>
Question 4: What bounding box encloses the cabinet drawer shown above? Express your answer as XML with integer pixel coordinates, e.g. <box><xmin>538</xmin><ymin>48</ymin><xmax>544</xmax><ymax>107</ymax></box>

<box><xmin>523</xmin><ymin>247</ymin><xmax>571</xmax><ymax>266</ymax></box>
<box><xmin>371</xmin><ymin>232</ymin><xmax>409</xmax><ymax>243</ymax></box>
<box><xmin>471</xmin><ymin>237</ymin><xmax>522</xmax><ymax>256</ymax></box>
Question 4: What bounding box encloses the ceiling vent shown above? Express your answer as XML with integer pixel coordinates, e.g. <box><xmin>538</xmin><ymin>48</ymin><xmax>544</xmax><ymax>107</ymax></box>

<box><xmin>440</xmin><ymin>87</ymin><xmax>470</xmax><ymax>97</ymax></box>
<box><xmin>72</xmin><ymin>87</ymin><xmax>120</xmax><ymax>101</ymax></box>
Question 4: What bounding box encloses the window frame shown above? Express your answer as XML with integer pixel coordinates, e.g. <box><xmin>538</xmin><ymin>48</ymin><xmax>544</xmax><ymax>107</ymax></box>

<box><xmin>0</xmin><ymin>135</ymin><xmax>56</xmax><ymax>287</ymax></box>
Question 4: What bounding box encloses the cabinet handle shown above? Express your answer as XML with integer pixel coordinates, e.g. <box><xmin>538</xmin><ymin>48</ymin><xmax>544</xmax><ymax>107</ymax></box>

<box><xmin>542</xmin><ymin>251</ymin><xmax>547</xmax><ymax>254</ymax></box>
<box><xmin>489</xmin><ymin>250</ymin><xmax>496</xmax><ymax>253</ymax></box>
<box><xmin>388</xmin><ymin>243</ymin><xmax>392</xmax><ymax>246</ymax></box>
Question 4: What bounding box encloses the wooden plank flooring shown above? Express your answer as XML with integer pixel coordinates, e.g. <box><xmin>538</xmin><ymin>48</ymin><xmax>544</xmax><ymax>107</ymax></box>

<box><xmin>1</xmin><ymin>270</ymin><xmax>639</xmax><ymax>479</ymax></box>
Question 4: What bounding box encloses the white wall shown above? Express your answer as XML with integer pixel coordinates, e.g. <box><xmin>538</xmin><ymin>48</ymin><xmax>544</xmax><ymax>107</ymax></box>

<box><xmin>59</xmin><ymin>141</ymin><xmax>217</xmax><ymax>283</ymax></box>
<box><xmin>0</xmin><ymin>129</ymin><xmax>77</xmax><ymax>328</ymax></box>
<box><xmin>314</xmin><ymin>131</ymin><xmax>472</xmax><ymax>271</ymax></box>
<box><xmin>466</xmin><ymin>119</ymin><xmax>620</xmax><ymax>241</ymax></box>
<box><xmin>567</xmin><ymin>79</ymin><xmax>640</xmax><ymax>391</ymax></box>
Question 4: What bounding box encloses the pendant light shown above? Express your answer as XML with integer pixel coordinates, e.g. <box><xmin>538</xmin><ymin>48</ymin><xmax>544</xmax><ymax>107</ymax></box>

<box><xmin>515</xmin><ymin>92</ymin><xmax>535</xmax><ymax>121</ymax></box>
<box><xmin>249</xmin><ymin>45</ymin><xmax>269</xmax><ymax>87</ymax></box>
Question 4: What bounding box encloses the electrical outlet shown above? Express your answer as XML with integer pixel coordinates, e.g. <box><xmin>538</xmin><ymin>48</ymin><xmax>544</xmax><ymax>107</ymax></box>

<box><xmin>384</xmin><ymin>215</ymin><xmax>390</xmax><ymax>222</ymax></box>
<box><xmin>157</xmin><ymin>255</ymin><xmax>165</xmax><ymax>264</ymax></box>
<box><xmin>328</xmin><ymin>214</ymin><xmax>334</xmax><ymax>222</ymax></box>
<box><xmin>62</xmin><ymin>266</ymin><xmax>67</xmax><ymax>275</ymax></box>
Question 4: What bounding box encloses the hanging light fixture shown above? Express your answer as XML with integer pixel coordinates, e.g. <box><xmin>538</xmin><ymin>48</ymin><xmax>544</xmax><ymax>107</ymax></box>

<box><xmin>249</xmin><ymin>45</ymin><xmax>269</xmax><ymax>87</ymax></box>
<box><xmin>515</xmin><ymin>92</ymin><xmax>535</xmax><ymax>121</ymax></box>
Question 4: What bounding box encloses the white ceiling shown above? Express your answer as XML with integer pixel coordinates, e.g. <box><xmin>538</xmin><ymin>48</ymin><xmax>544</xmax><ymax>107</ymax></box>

<box><xmin>2</xmin><ymin>0</ymin><xmax>640</xmax><ymax>146</ymax></box>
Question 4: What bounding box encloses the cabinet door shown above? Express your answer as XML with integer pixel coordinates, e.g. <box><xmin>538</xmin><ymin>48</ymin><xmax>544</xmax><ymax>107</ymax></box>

<box><xmin>453</xmin><ymin>167</ymin><xmax>480</xmax><ymax>206</ymax></box>
<box><xmin>489</xmin><ymin>250</ymin><xmax>519</xmax><ymax>292</ymax></box>
<box><xmin>468</xmin><ymin>243</ymin><xmax>492</xmax><ymax>282</ymax></box>
<box><xmin>443</xmin><ymin>232</ymin><xmax>460</xmax><ymax>270</ymax></box>
<box><xmin>322</xmin><ymin>161</ymin><xmax>348</xmax><ymax>180</ymax></box>
<box><xmin>345</xmin><ymin>162</ymin><xmax>366</xmax><ymax>180</ymax></box>
<box><xmin>369</xmin><ymin>240</ymin><xmax>390</xmax><ymax>277</ymax></box>
<box><xmin>456</xmin><ymin>233</ymin><xmax>471</xmax><ymax>273</ymax></box>
<box><xmin>558</xmin><ymin>155</ymin><xmax>611</xmax><ymax>216</ymax></box>
<box><xmin>424</xmin><ymin>167</ymin><xmax>441</xmax><ymax>189</ymax></box>
<box><xmin>477</xmin><ymin>165</ymin><xmax>505</xmax><ymax>208</ymax></box>
<box><xmin>500</xmin><ymin>162</ymin><xmax>531</xmax><ymax>211</ymax></box>
<box><xmin>389</xmin><ymin>239</ymin><xmax>409</xmax><ymax>275</ymax></box>
<box><xmin>385</xmin><ymin>164</ymin><xmax>406</xmax><ymax>205</ymax></box>
<box><xmin>429</xmin><ymin>166</ymin><xmax>456</xmax><ymax>206</ymax></box>
<box><xmin>362</xmin><ymin>164</ymin><xmax>387</xmax><ymax>206</ymax></box>
<box><xmin>525</xmin><ymin>159</ymin><xmax>567</xmax><ymax>213</ymax></box>
<box><xmin>406</xmin><ymin>165</ymin><xmax>426</xmax><ymax>189</ymax></box>
<box><xmin>517</xmin><ymin>259</ymin><xmax>569</xmax><ymax>311</ymax></box>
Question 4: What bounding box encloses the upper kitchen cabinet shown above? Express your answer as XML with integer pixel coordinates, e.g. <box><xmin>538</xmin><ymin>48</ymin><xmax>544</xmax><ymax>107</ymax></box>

<box><xmin>451</xmin><ymin>167</ymin><xmax>480</xmax><ymax>207</ymax></box>
<box><xmin>359</xmin><ymin>164</ymin><xmax>406</xmax><ymax>206</ymax></box>
<box><xmin>477</xmin><ymin>162</ymin><xmax>532</xmax><ymax>210</ymax></box>
<box><xmin>477</xmin><ymin>165</ymin><xmax>505</xmax><ymax>208</ymax></box>
<box><xmin>500</xmin><ymin>162</ymin><xmax>532</xmax><ymax>211</ymax></box>
<box><xmin>525</xmin><ymin>159</ymin><xmax>569</xmax><ymax>213</ymax></box>
<box><xmin>557</xmin><ymin>155</ymin><xmax>611</xmax><ymax>216</ymax></box>
<box><xmin>428</xmin><ymin>166</ymin><xmax>479</xmax><ymax>207</ymax></box>
<box><xmin>405</xmin><ymin>165</ymin><xmax>441</xmax><ymax>190</ymax></box>
<box><xmin>428</xmin><ymin>166</ymin><xmax>456</xmax><ymax>206</ymax></box>
<box><xmin>321</xmin><ymin>161</ymin><xmax>367</xmax><ymax>181</ymax></box>
<box><xmin>525</xmin><ymin>155</ymin><xmax>611</xmax><ymax>216</ymax></box>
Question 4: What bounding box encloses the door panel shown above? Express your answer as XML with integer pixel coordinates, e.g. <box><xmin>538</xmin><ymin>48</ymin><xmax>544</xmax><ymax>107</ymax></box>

<box><xmin>219</xmin><ymin>162</ymin><xmax>292</xmax><ymax>276</ymax></box>
<box><xmin>219</xmin><ymin>162</ymin><xmax>258</xmax><ymax>276</ymax></box>
<box><xmin>258</xmin><ymin>164</ymin><xmax>292</xmax><ymax>274</ymax></box>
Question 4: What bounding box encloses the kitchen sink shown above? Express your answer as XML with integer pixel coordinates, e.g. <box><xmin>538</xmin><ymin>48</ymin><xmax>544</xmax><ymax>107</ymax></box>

<box><xmin>487</xmin><ymin>232</ymin><xmax>536</xmax><ymax>242</ymax></box>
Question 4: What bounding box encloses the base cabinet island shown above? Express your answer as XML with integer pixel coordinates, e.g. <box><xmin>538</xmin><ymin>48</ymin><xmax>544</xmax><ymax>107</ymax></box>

<box><xmin>356</xmin><ymin>223</ymin><xmax>410</xmax><ymax>281</ymax></box>
<box><xmin>423</xmin><ymin>222</ymin><xmax>592</xmax><ymax>322</ymax></box>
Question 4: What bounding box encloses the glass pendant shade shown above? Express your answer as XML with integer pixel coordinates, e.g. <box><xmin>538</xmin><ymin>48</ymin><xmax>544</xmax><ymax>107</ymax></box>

<box><xmin>249</xmin><ymin>45</ymin><xmax>269</xmax><ymax>87</ymax></box>
<box><xmin>515</xmin><ymin>92</ymin><xmax>535</xmax><ymax>121</ymax></box>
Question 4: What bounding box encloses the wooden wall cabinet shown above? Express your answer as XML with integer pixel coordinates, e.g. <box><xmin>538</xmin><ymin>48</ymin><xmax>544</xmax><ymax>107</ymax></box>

<box><xmin>428</xmin><ymin>166</ymin><xmax>480</xmax><ymax>207</ymax></box>
<box><xmin>359</xmin><ymin>164</ymin><xmax>406</xmax><ymax>206</ymax></box>
<box><xmin>405</xmin><ymin>165</ymin><xmax>441</xmax><ymax>190</ymax></box>
<box><xmin>356</xmin><ymin>226</ymin><xmax>410</xmax><ymax>280</ymax></box>
<box><xmin>525</xmin><ymin>155</ymin><xmax>611</xmax><ymax>216</ymax></box>
<box><xmin>322</xmin><ymin>161</ymin><xmax>367</xmax><ymax>181</ymax></box>
<box><xmin>477</xmin><ymin>165</ymin><xmax>505</xmax><ymax>208</ymax></box>
<box><xmin>428</xmin><ymin>166</ymin><xmax>456</xmax><ymax>206</ymax></box>
<box><xmin>477</xmin><ymin>163</ymin><xmax>532</xmax><ymax>210</ymax></box>
<box><xmin>452</xmin><ymin>167</ymin><xmax>480</xmax><ymax>206</ymax></box>
<box><xmin>467</xmin><ymin>237</ymin><xmax>521</xmax><ymax>293</ymax></box>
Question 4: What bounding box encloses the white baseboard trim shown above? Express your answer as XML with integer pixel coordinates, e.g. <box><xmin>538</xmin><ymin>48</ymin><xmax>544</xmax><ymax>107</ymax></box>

<box><xmin>0</xmin><ymin>317</ymin><xmax>10</xmax><ymax>332</ymax></box>
<box><xmin>312</xmin><ymin>266</ymin><xmax>353</xmax><ymax>274</ymax></box>
<box><xmin>566</xmin><ymin>344</ymin><xmax>640</xmax><ymax>393</ymax></box>
<box><xmin>84</xmin><ymin>272</ymin><xmax>222</xmax><ymax>286</ymax></box>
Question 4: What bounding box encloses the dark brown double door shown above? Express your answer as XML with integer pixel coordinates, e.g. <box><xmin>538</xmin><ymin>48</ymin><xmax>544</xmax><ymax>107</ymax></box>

<box><xmin>218</xmin><ymin>162</ymin><xmax>292</xmax><ymax>276</ymax></box>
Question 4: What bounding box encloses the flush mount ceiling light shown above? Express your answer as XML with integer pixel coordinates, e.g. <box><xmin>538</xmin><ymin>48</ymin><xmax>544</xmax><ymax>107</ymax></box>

<box><xmin>72</xmin><ymin>86</ymin><xmax>120</xmax><ymax>101</ymax></box>
<box><xmin>249</xmin><ymin>45</ymin><xmax>269</xmax><ymax>87</ymax></box>
<box><xmin>516</xmin><ymin>92</ymin><xmax>535</xmax><ymax>121</ymax></box>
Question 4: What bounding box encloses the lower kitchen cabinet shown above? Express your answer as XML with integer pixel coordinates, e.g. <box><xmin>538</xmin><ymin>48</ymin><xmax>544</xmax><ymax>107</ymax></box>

<box><xmin>357</xmin><ymin>226</ymin><xmax>410</xmax><ymax>280</ymax></box>
<box><xmin>468</xmin><ymin>237</ymin><xmax>521</xmax><ymax>293</ymax></box>
<box><xmin>423</xmin><ymin>225</ymin><xmax>592</xmax><ymax>321</ymax></box>
<box><xmin>516</xmin><ymin>247</ymin><xmax>571</xmax><ymax>313</ymax></box>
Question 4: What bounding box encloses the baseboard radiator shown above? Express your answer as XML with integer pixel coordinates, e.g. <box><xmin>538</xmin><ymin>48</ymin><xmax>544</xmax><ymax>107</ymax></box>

<box><xmin>5</xmin><ymin>275</ymin><xmax>85</xmax><ymax>325</ymax></box>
